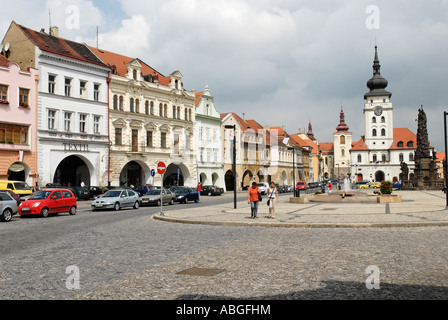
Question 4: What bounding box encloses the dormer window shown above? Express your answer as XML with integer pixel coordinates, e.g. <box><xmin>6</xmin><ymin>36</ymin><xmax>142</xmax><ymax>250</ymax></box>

<box><xmin>397</xmin><ymin>141</ymin><xmax>404</xmax><ymax>148</ymax></box>
<box><xmin>133</xmin><ymin>70</ymin><xmax>137</xmax><ymax>80</ymax></box>
<box><xmin>407</xmin><ymin>141</ymin><xmax>414</xmax><ymax>148</ymax></box>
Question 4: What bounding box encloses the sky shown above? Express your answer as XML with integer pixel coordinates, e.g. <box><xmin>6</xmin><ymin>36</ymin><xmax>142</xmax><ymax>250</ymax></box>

<box><xmin>2</xmin><ymin>0</ymin><xmax>448</xmax><ymax>151</ymax></box>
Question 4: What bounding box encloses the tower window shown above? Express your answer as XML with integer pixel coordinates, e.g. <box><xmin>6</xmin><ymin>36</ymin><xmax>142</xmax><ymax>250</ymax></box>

<box><xmin>381</xmin><ymin>116</ymin><xmax>385</xmax><ymax>123</ymax></box>
<box><xmin>340</xmin><ymin>135</ymin><xmax>346</xmax><ymax>144</ymax></box>
<box><xmin>381</xmin><ymin>129</ymin><xmax>386</xmax><ymax>136</ymax></box>
<box><xmin>358</xmin><ymin>155</ymin><xmax>362</xmax><ymax>163</ymax></box>
<box><xmin>372</xmin><ymin>129</ymin><xmax>377</xmax><ymax>137</ymax></box>
<box><xmin>372</xmin><ymin>117</ymin><xmax>377</xmax><ymax>123</ymax></box>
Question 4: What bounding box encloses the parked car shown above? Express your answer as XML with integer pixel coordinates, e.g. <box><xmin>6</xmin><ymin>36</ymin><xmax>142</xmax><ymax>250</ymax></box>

<box><xmin>140</xmin><ymin>189</ymin><xmax>176</xmax><ymax>206</ymax></box>
<box><xmin>19</xmin><ymin>189</ymin><xmax>77</xmax><ymax>218</ymax></box>
<box><xmin>170</xmin><ymin>187</ymin><xmax>199</xmax><ymax>203</ymax></box>
<box><xmin>356</xmin><ymin>180</ymin><xmax>370</xmax><ymax>185</ymax></box>
<box><xmin>201</xmin><ymin>185</ymin><xmax>224</xmax><ymax>196</ymax></box>
<box><xmin>72</xmin><ymin>186</ymin><xmax>91</xmax><ymax>200</ymax></box>
<box><xmin>91</xmin><ymin>189</ymin><xmax>140</xmax><ymax>211</ymax></box>
<box><xmin>0</xmin><ymin>189</ymin><xmax>21</xmax><ymax>206</ymax></box>
<box><xmin>0</xmin><ymin>191</ymin><xmax>19</xmax><ymax>222</ymax></box>
<box><xmin>133</xmin><ymin>185</ymin><xmax>153</xmax><ymax>197</ymax></box>
<box><xmin>255</xmin><ymin>183</ymin><xmax>269</xmax><ymax>195</ymax></box>
<box><xmin>296</xmin><ymin>182</ymin><xmax>307</xmax><ymax>190</ymax></box>
<box><xmin>0</xmin><ymin>180</ymin><xmax>33</xmax><ymax>198</ymax></box>
<box><xmin>88</xmin><ymin>186</ymin><xmax>107</xmax><ymax>199</ymax></box>
<box><xmin>393</xmin><ymin>181</ymin><xmax>402</xmax><ymax>190</ymax></box>
<box><xmin>307</xmin><ymin>182</ymin><xmax>320</xmax><ymax>189</ymax></box>
<box><xmin>275</xmin><ymin>185</ymin><xmax>284</xmax><ymax>193</ymax></box>
<box><xmin>285</xmin><ymin>185</ymin><xmax>293</xmax><ymax>192</ymax></box>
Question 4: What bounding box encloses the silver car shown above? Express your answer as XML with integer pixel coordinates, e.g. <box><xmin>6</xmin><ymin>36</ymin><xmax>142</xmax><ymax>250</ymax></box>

<box><xmin>91</xmin><ymin>189</ymin><xmax>140</xmax><ymax>211</ymax></box>
<box><xmin>0</xmin><ymin>191</ymin><xmax>19</xmax><ymax>222</ymax></box>
<box><xmin>140</xmin><ymin>189</ymin><xmax>175</xmax><ymax>206</ymax></box>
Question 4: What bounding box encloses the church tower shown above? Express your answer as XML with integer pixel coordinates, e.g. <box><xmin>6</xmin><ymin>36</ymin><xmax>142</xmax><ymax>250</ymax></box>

<box><xmin>334</xmin><ymin>107</ymin><xmax>352</xmax><ymax>178</ymax></box>
<box><xmin>363</xmin><ymin>46</ymin><xmax>394</xmax><ymax>151</ymax></box>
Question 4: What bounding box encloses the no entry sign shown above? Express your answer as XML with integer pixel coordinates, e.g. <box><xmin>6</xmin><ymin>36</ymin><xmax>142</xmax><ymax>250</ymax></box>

<box><xmin>157</xmin><ymin>162</ymin><xmax>166</xmax><ymax>175</ymax></box>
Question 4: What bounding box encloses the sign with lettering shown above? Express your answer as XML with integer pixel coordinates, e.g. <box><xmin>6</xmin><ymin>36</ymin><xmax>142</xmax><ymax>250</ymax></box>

<box><xmin>63</xmin><ymin>143</ymin><xmax>89</xmax><ymax>152</ymax></box>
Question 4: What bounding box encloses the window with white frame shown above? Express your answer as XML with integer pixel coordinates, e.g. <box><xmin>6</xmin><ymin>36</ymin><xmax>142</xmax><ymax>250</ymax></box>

<box><xmin>48</xmin><ymin>110</ymin><xmax>56</xmax><ymax>130</ymax></box>
<box><xmin>79</xmin><ymin>114</ymin><xmax>87</xmax><ymax>133</ymax></box>
<box><xmin>80</xmin><ymin>81</ymin><xmax>87</xmax><ymax>98</ymax></box>
<box><xmin>93</xmin><ymin>84</ymin><xmax>100</xmax><ymax>101</ymax></box>
<box><xmin>64</xmin><ymin>112</ymin><xmax>72</xmax><ymax>131</ymax></box>
<box><xmin>93</xmin><ymin>116</ymin><xmax>100</xmax><ymax>134</ymax></box>
<box><xmin>65</xmin><ymin>78</ymin><xmax>72</xmax><ymax>97</ymax></box>
<box><xmin>48</xmin><ymin>75</ymin><xmax>56</xmax><ymax>94</ymax></box>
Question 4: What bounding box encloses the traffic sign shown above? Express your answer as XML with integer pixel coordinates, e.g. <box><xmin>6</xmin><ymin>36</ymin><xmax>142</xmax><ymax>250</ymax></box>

<box><xmin>150</xmin><ymin>169</ymin><xmax>155</xmax><ymax>177</ymax></box>
<box><xmin>157</xmin><ymin>162</ymin><xmax>166</xmax><ymax>175</ymax></box>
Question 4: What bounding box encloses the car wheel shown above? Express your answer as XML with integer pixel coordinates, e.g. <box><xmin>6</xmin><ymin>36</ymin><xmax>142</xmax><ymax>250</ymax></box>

<box><xmin>194</xmin><ymin>199</ymin><xmax>199</xmax><ymax>203</ymax></box>
<box><xmin>208</xmin><ymin>192</ymin><xmax>212</xmax><ymax>196</ymax></box>
<box><xmin>69</xmin><ymin>206</ymin><xmax>77</xmax><ymax>215</ymax></box>
<box><xmin>41</xmin><ymin>207</ymin><xmax>49</xmax><ymax>218</ymax></box>
<box><xmin>157</xmin><ymin>200</ymin><xmax>161</xmax><ymax>206</ymax></box>
<box><xmin>169</xmin><ymin>199</ymin><xmax>174</xmax><ymax>205</ymax></box>
<box><xmin>114</xmin><ymin>202</ymin><xmax>120</xmax><ymax>211</ymax></box>
<box><xmin>133</xmin><ymin>201</ymin><xmax>140</xmax><ymax>209</ymax></box>
<box><xmin>183</xmin><ymin>199</ymin><xmax>188</xmax><ymax>204</ymax></box>
<box><xmin>1</xmin><ymin>209</ymin><xmax>13</xmax><ymax>222</ymax></box>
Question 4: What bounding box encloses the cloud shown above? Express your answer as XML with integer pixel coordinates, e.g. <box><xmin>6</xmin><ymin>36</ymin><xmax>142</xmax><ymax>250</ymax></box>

<box><xmin>2</xmin><ymin>0</ymin><xmax>448</xmax><ymax>151</ymax></box>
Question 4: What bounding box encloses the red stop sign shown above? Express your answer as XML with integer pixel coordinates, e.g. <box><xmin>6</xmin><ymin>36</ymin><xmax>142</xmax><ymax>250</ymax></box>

<box><xmin>157</xmin><ymin>162</ymin><xmax>166</xmax><ymax>175</ymax></box>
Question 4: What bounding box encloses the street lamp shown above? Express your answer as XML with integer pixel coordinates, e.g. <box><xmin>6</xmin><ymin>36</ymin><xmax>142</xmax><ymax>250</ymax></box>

<box><xmin>288</xmin><ymin>147</ymin><xmax>297</xmax><ymax>197</ymax></box>
<box><xmin>225</xmin><ymin>125</ymin><xmax>237</xmax><ymax>209</ymax></box>
<box><xmin>444</xmin><ymin>112</ymin><xmax>448</xmax><ymax>209</ymax></box>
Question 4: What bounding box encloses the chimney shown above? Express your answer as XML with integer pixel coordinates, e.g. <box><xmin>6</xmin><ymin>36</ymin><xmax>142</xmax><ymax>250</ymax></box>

<box><xmin>40</xmin><ymin>28</ymin><xmax>46</xmax><ymax>33</ymax></box>
<box><xmin>50</xmin><ymin>26</ymin><xmax>59</xmax><ymax>37</ymax></box>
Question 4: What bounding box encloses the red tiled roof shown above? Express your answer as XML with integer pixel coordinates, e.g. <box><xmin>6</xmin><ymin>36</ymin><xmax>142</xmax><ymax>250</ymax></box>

<box><xmin>89</xmin><ymin>47</ymin><xmax>170</xmax><ymax>86</ymax></box>
<box><xmin>389</xmin><ymin>128</ymin><xmax>417</xmax><ymax>150</ymax></box>
<box><xmin>195</xmin><ymin>92</ymin><xmax>203</xmax><ymax>107</ymax></box>
<box><xmin>350</xmin><ymin>136</ymin><xmax>369</xmax><ymax>151</ymax></box>
<box><xmin>319</xmin><ymin>142</ymin><xmax>334</xmax><ymax>152</ymax></box>
<box><xmin>436</xmin><ymin>152</ymin><xmax>446</xmax><ymax>162</ymax></box>
<box><xmin>290</xmin><ymin>134</ymin><xmax>316</xmax><ymax>153</ymax></box>
<box><xmin>17</xmin><ymin>23</ymin><xmax>108</xmax><ymax>68</ymax></box>
<box><xmin>0</xmin><ymin>54</ymin><xmax>10</xmax><ymax>67</ymax></box>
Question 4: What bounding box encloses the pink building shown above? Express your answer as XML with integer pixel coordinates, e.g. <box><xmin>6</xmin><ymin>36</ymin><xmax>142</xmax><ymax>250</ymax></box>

<box><xmin>0</xmin><ymin>54</ymin><xmax>38</xmax><ymax>185</ymax></box>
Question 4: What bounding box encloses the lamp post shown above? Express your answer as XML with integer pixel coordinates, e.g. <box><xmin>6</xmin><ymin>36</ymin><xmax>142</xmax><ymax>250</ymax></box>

<box><xmin>288</xmin><ymin>147</ymin><xmax>297</xmax><ymax>197</ymax></box>
<box><xmin>225</xmin><ymin>125</ymin><xmax>237</xmax><ymax>209</ymax></box>
<box><xmin>444</xmin><ymin>112</ymin><xmax>448</xmax><ymax>209</ymax></box>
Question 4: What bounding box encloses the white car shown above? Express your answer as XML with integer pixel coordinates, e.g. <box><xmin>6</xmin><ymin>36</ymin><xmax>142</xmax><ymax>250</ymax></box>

<box><xmin>0</xmin><ymin>191</ymin><xmax>19</xmax><ymax>222</ymax></box>
<box><xmin>91</xmin><ymin>189</ymin><xmax>140</xmax><ymax>211</ymax></box>
<box><xmin>256</xmin><ymin>182</ymin><xmax>270</xmax><ymax>195</ymax></box>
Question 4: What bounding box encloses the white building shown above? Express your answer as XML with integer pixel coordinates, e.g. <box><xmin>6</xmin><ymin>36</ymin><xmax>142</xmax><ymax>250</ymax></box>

<box><xmin>195</xmin><ymin>85</ymin><xmax>225</xmax><ymax>189</ymax></box>
<box><xmin>2</xmin><ymin>22</ymin><xmax>111</xmax><ymax>187</ymax></box>
<box><xmin>350</xmin><ymin>46</ymin><xmax>419</xmax><ymax>183</ymax></box>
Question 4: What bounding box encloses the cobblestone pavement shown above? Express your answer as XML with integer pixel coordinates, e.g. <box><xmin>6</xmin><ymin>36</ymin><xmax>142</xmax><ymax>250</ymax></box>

<box><xmin>1</xmin><ymin>191</ymin><xmax>448</xmax><ymax>300</ymax></box>
<box><xmin>154</xmin><ymin>190</ymin><xmax>448</xmax><ymax>227</ymax></box>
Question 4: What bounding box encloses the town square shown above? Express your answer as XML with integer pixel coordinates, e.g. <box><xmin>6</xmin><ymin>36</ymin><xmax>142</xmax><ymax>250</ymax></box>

<box><xmin>1</xmin><ymin>0</ymin><xmax>448</xmax><ymax>307</ymax></box>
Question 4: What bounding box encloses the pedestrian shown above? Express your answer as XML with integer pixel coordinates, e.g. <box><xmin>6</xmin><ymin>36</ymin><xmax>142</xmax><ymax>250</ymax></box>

<box><xmin>267</xmin><ymin>182</ymin><xmax>278</xmax><ymax>219</ymax></box>
<box><xmin>248</xmin><ymin>181</ymin><xmax>261</xmax><ymax>219</ymax></box>
<box><xmin>197</xmin><ymin>182</ymin><xmax>202</xmax><ymax>202</ymax></box>
<box><xmin>328</xmin><ymin>181</ymin><xmax>332</xmax><ymax>194</ymax></box>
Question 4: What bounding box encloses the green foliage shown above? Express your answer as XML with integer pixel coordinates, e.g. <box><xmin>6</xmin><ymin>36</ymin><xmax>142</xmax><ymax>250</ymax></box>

<box><xmin>380</xmin><ymin>181</ymin><xmax>393</xmax><ymax>195</ymax></box>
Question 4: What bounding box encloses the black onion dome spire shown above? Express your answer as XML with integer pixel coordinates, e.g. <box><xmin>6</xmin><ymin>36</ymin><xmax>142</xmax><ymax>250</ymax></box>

<box><xmin>364</xmin><ymin>46</ymin><xmax>392</xmax><ymax>99</ymax></box>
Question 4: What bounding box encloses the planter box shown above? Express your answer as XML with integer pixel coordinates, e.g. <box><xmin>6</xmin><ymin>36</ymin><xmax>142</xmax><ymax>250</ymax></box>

<box><xmin>290</xmin><ymin>196</ymin><xmax>314</xmax><ymax>204</ymax></box>
<box><xmin>377</xmin><ymin>194</ymin><xmax>402</xmax><ymax>203</ymax></box>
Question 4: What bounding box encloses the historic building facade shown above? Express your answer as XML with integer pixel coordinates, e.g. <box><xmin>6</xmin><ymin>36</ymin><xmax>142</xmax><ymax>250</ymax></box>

<box><xmin>0</xmin><ymin>55</ymin><xmax>38</xmax><ymax>186</ymax></box>
<box><xmin>333</xmin><ymin>107</ymin><xmax>352</xmax><ymax>179</ymax></box>
<box><xmin>90</xmin><ymin>47</ymin><xmax>197</xmax><ymax>187</ymax></box>
<box><xmin>350</xmin><ymin>46</ymin><xmax>420</xmax><ymax>183</ymax></box>
<box><xmin>195</xmin><ymin>86</ymin><xmax>225</xmax><ymax>190</ymax></box>
<box><xmin>2</xmin><ymin>22</ymin><xmax>111</xmax><ymax>187</ymax></box>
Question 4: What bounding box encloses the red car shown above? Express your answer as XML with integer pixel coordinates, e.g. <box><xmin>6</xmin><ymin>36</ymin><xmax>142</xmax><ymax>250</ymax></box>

<box><xmin>296</xmin><ymin>182</ymin><xmax>307</xmax><ymax>190</ymax></box>
<box><xmin>19</xmin><ymin>189</ymin><xmax>77</xmax><ymax>218</ymax></box>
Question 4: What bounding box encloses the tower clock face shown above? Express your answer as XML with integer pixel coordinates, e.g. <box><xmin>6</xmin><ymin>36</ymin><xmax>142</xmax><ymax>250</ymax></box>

<box><xmin>374</xmin><ymin>107</ymin><xmax>383</xmax><ymax>116</ymax></box>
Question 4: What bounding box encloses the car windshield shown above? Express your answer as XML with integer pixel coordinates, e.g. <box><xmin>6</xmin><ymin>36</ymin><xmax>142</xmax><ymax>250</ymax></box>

<box><xmin>256</xmin><ymin>184</ymin><xmax>265</xmax><ymax>187</ymax></box>
<box><xmin>103</xmin><ymin>190</ymin><xmax>122</xmax><ymax>198</ymax></box>
<box><xmin>14</xmin><ymin>182</ymin><xmax>31</xmax><ymax>190</ymax></box>
<box><xmin>30</xmin><ymin>191</ymin><xmax>52</xmax><ymax>200</ymax></box>
<box><xmin>147</xmin><ymin>190</ymin><xmax>161</xmax><ymax>195</ymax></box>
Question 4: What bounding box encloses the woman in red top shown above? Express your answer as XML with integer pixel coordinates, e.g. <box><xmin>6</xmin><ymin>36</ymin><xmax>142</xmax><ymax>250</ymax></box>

<box><xmin>248</xmin><ymin>181</ymin><xmax>261</xmax><ymax>219</ymax></box>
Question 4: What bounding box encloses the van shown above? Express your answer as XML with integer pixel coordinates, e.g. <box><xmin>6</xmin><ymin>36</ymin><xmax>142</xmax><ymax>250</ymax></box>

<box><xmin>0</xmin><ymin>181</ymin><xmax>33</xmax><ymax>197</ymax></box>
